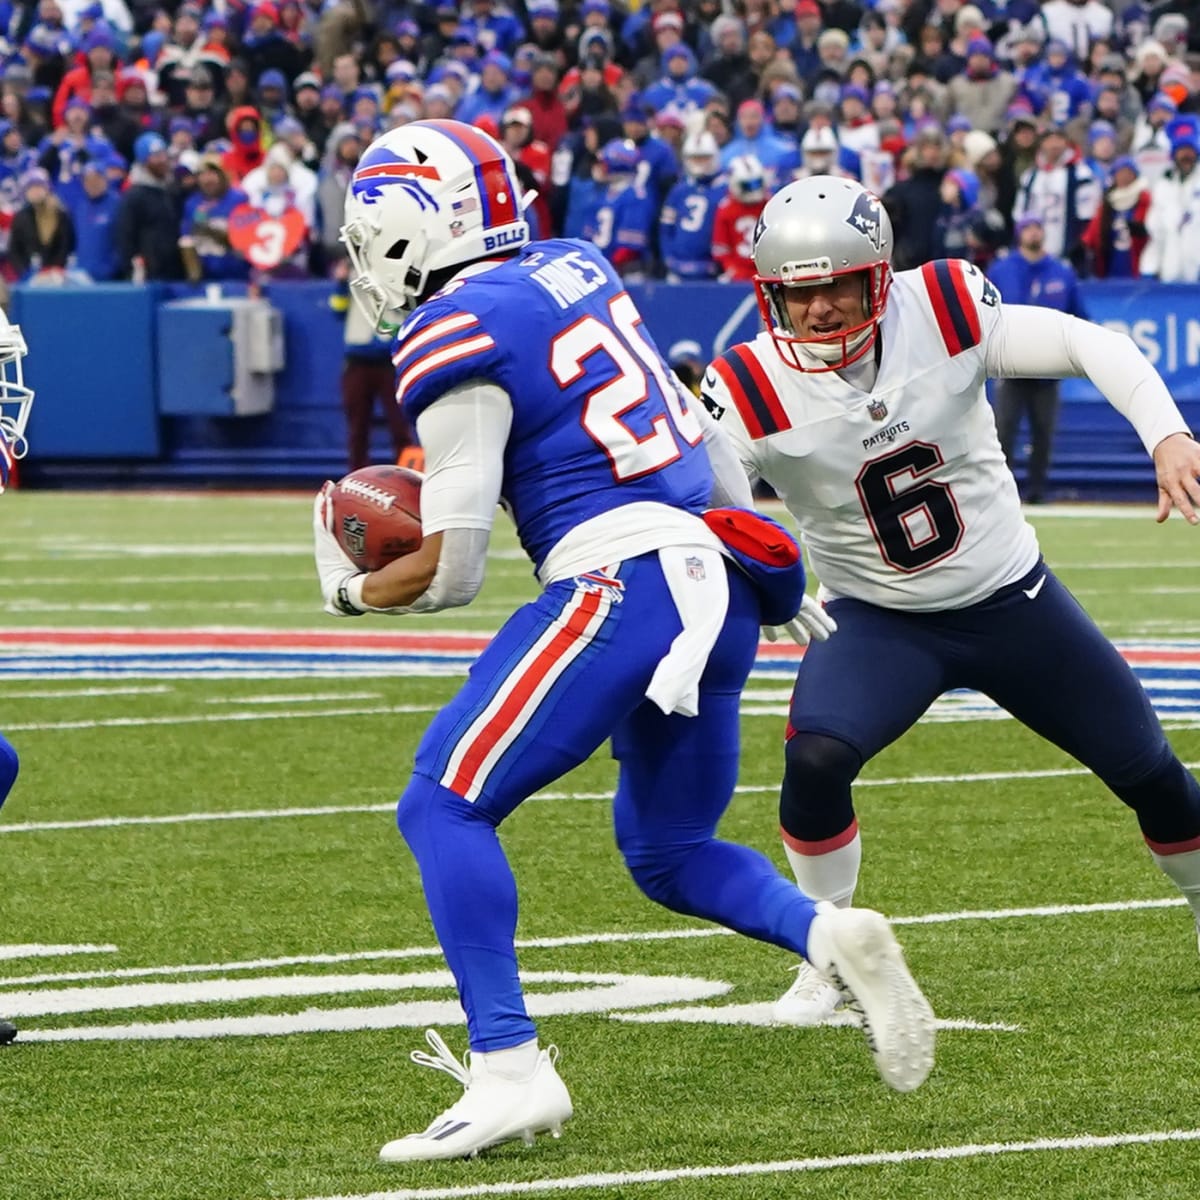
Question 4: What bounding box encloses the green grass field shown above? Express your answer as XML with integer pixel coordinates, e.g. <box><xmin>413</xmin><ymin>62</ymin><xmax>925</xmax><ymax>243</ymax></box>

<box><xmin>1</xmin><ymin>493</ymin><xmax>1198</xmax><ymax>1200</ymax></box>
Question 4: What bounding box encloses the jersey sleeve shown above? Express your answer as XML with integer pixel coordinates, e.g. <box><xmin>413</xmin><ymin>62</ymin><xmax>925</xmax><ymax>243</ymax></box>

<box><xmin>699</xmin><ymin>351</ymin><xmax>764</xmax><ymax>485</ymax></box>
<box><xmin>915</xmin><ymin>257</ymin><xmax>1003</xmax><ymax>359</ymax></box>
<box><xmin>392</xmin><ymin>296</ymin><xmax>506</xmax><ymax>423</ymax></box>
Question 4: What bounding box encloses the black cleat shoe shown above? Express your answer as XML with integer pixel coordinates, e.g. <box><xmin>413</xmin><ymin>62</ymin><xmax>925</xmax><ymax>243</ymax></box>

<box><xmin>0</xmin><ymin>1019</ymin><xmax>17</xmax><ymax>1045</ymax></box>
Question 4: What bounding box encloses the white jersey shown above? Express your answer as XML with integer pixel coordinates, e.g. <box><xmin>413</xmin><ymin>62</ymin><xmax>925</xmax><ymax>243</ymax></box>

<box><xmin>701</xmin><ymin>259</ymin><xmax>1040</xmax><ymax>611</ymax></box>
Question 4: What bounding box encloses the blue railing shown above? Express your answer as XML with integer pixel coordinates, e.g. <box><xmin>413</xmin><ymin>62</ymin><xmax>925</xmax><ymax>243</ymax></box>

<box><xmin>12</xmin><ymin>278</ymin><xmax>1200</xmax><ymax>497</ymax></box>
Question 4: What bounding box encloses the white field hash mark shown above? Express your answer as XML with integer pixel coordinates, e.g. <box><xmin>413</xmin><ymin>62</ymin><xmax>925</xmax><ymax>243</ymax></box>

<box><xmin>0</xmin><ymin>897</ymin><xmax>1185</xmax><ymax>988</ymax></box>
<box><xmin>4</xmin><ymin>761</ymin><xmax>1199</xmax><ymax>835</ymax></box>
<box><xmin>296</xmin><ymin>1130</ymin><xmax>1200</xmax><ymax>1200</ymax></box>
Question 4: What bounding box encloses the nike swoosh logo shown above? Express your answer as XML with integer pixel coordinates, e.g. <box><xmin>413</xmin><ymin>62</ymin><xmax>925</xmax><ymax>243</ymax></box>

<box><xmin>1023</xmin><ymin>576</ymin><xmax>1046</xmax><ymax>601</ymax></box>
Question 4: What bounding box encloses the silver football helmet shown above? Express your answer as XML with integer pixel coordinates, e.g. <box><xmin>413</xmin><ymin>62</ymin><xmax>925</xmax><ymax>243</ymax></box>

<box><xmin>0</xmin><ymin>308</ymin><xmax>33</xmax><ymax>484</ymax></box>
<box><xmin>752</xmin><ymin>175</ymin><xmax>893</xmax><ymax>372</ymax></box>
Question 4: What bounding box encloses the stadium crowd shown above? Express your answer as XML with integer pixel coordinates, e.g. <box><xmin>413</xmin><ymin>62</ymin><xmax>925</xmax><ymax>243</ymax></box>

<box><xmin>0</xmin><ymin>0</ymin><xmax>1199</xmax><ymax>285</ymax></box>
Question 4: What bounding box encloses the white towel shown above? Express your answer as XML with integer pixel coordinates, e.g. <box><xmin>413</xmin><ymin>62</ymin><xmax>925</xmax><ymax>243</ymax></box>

<box><xmin>644</xmin><ymin>545</ymin><xmax>729</xmax><ymax>718</ymax></box>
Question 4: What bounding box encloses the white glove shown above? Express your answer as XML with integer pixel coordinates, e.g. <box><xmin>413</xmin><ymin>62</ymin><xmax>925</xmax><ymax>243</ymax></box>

<box><xmin>313</xmin><ymin>482</ymin><xmax>366</xmax><ymax>617</ymax></box>
<box><xmin>762</xmin><ymin>594</ymin><xmax>838</xmax><ymax>646</ymax></box>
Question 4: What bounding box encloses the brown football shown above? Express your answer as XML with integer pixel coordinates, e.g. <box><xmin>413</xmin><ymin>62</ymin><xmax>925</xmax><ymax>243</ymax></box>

<box><xmin>329</xmin><ymin>465</ymin><xmax>423</xmax><ymax>572</ymax></box>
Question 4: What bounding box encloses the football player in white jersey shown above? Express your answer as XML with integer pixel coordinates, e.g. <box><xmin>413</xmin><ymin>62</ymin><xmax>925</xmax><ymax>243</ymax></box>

<box><xmin>699</xmin><ymin>176</ymin><xmax>1200</xmax><ymax>1025</ymax></box>
<box><xmin>0</xmin><ymin>304</ymin><xmax>33</xmax><ymax>1046</ymax></box>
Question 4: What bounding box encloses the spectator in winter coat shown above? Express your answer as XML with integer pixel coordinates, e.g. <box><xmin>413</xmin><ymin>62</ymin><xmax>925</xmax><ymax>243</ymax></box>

<box><xmin>1012</xmin><ymin>123</ymin><xmax>1100</xmax><ymax>267</ymax></box>
<box><xmin>1140</xmin><ymin>132</ymin><xmax>1200</xmax><ymax>283</ymax></box>
<box><xmin>932</xmin><ymin>166</ymin><xmax>982</xmax><ymax>260</ymax></box>
<box><xmin>114</xmin><ymin>132</ymin><xmax>182</xmax><ymax>280</ymax></box>
<box><xmin>7</xmin><ymin>167</ymin><xmax>75</xmax><ymax>278</ymax></box>
<box><xmin>1081</xmin><ymin>157</ymin><xmax>1150</xmax><ymax>279</ymax></box>
<box><xmin>221</xmin><ymin>105</ymin><xmax>265</xmax><ymax>183</ymax></box>
<box><xmin>241</xmin><ymin>2</ymin><xmax>310</xmax><ymax>85</ymax></box>
<box><xmin>455</xmin><ymin>52</ymin><xmax>519</xmax><ymax>127</ymax></box>
<box><xmin>180</xmin><ymin>153</ymin><xmax>249</xmax><ymax>281</ymax></box>
<box><xmin>500</xmin><ymin>106</ymin><xmax>552</xmax><ymax>239</ymax></box>
<box><xmin>316</xmin><ymin>123</ymin><xmax>361</xmax><ymax>264</ymax></box>
<box><xmin>51</xmin><ymin>24</ymin><xmax>120</xmax><ymax>128</ymax></box>
<box><xmin>242</xmin><ymin>141</ymin><xmax>316</xmax><ymax>227</ymax></box>
<box><xmin>67</xmin><ymin>157</ymin><xmax>121</xmax><ymax>280</ymax></box>
<box><xmin>945</xmin><ymin>38</ymin><xmax>1015</xmax><ymax>134</ymax></box>
<box><xmin>883</xmin><ymin>124</ymin><xmax>948</xmax><ymax>269</ymax></box>
<box><xmin>521</xmin><ymin>55</ymin><xmax>569</xmax><ymax>152</ymax></box>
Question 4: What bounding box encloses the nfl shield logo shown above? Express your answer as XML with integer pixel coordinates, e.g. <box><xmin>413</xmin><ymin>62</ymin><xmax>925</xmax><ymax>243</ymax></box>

<box><xmin>341</xmin><ymin>514</ymin><xmax>367</xmax><ymax>558</ymax></box>
<box><xmin>867</xmin><ymin>398</ymin><xmax>888</xmax><ymax>421</ymax></box>
<box><xmin>685</xmin><ymin>556</ymin><xmax>706</xmax><ymax>581</ymax></box>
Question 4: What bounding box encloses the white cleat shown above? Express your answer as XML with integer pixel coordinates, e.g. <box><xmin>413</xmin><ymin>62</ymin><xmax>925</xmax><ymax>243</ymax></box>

<box><xmin>772</xmin><ymin>960</ymin><xmax>841</xmax><ymax>1026</ymax></box>
<box><xmin>379</xmin><ymin>1029</ymin><xmax>573</xmax><ymax>1163</ymax></box>
<box><xmin>806</xmin><ymin>906</ymin><xmax>936</xmax><ymax>1093</ymax></box>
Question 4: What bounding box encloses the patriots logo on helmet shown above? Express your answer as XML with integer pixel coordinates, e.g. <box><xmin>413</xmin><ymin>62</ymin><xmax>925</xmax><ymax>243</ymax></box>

<box><xmin>846</xmin><ymin>189</ymin><xmax>884</xmax><ymax>251</ymax></box>
<box><xmin>351</xmin><ymin>146</ymin><xmax>442</xmax><ymax>210</ymax></box>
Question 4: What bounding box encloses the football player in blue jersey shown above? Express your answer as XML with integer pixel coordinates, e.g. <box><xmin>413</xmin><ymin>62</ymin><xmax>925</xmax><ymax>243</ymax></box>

<box><xmin>583</xmin><ymin>138</ymin><xmax>658</xmax><ymax>279</ymax></box>
<box><xmin>314</xmin><ymin>119</ymin><xmax>936</xmax><ymax>1162</ymax></box>
<box><xmin>659</xmin><ymin>130</ymin><xmax>726</xmax><ymax>281</ymax></box>
<box><xmin>0</xmin><ymin>304</ymin><xmax>33</xmax><ymax>1047</ymax></box>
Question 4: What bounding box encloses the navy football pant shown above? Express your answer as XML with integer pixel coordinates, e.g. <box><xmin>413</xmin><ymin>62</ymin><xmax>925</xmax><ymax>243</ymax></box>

<box><xmin>783</xmin><ymin>561</ymin><xmax>1200</xmax><ymax>849</ymax></box>
<box><xmin>0</xmin><ymin>733</ymin><xmax>17</xmax><ymax>809</ymax></box>
<box><xmin>398</xmin><ymin>551</ymin><xmax>819</xmax><ymax>1051</ymax></box>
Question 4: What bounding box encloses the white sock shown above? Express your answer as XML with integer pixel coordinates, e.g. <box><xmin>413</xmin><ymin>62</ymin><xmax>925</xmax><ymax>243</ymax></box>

<box><xmin>782</xmin><ymin>822</ymin><xmax>861</xmax><ymax>908</ymax></box>
<box><xmin>478</xmin><ymin>1037</ymin><xmax>540</xmax><ymax>1081</ymax></box>
<box><xmin>1149</xmin><ymin>845</ymin><xmax>1200</xmax><ymax>924</ymax></box>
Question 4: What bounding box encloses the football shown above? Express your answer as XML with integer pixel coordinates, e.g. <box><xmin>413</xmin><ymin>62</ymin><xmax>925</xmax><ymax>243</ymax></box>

<box><xmin>329</xmin><ymin>465</ymin><xmax>423</xmax><ymax>571</ymax></box>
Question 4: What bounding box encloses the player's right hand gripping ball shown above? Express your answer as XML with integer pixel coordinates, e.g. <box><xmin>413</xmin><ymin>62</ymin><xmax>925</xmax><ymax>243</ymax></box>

<box><xmin>328</xmin><ymin>465</ymin><xmax>423</xmax><ymax>571</ymax></box>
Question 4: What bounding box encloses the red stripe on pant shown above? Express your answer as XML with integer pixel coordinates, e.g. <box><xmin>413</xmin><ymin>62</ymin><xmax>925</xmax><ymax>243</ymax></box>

<box><xmin>446</xmin><ymin>589</ymin><xmax>603</xmax><ymax>798</ymax></box>
<box><xmin>1144</xmin><ymin>832</ymin><xmax>1200</xmax><ymax>855</ymax></box>
<box><xmin>781</xmin><ymin>818</ymin><xmax>860</xmax><ymax>855</ymax></box>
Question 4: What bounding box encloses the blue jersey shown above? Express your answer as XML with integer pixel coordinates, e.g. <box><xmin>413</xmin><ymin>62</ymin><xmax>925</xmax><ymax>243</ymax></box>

<box><xmin>584</xmin><ymin>182</ymin><xmax>657</xmax><ymax>268</ymax></box>
<box><xmin>394</xmin><ymin>239</ymin><xmax>712</xmax><ymax>570</ymax></box>
<box><xmin>659</xmin><ymin>176</ymin><xmax>724</xmax><ymax>278</ymax></box>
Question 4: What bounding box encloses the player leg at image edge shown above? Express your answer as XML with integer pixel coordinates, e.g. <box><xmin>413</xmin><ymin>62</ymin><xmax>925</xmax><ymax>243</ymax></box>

<box><xmin>1</xmin><ymin>733</ymin><xmax>18</xmax><ymax>1044</ymax></box>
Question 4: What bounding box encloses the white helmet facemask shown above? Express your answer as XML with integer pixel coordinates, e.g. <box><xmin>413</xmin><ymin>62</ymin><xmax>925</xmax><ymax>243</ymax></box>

<box><xmin>0</xmin><ymin>317</ymin><xmax>33</xmax><ymax>466</ymax></box>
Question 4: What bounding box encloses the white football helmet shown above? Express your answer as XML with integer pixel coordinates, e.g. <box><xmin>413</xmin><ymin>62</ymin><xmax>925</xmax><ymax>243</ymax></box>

<box><xmin>752</xmin><ymin>175</ymin><xmax>893</xmax><ymax>372</ymax></box>
<box><xmin>0</xmin><ymin>308</ymin><xmax>33</xmax><ymax>482</ymax></box>
<box><xmin>340</xmin><ymin>119</ymin><xmax>532</xmax><ymax>331</ymax></box>
<box><xmin>728</xmin><ymin>153</ymin><xmax>766</xmax><ymax>202</ymax></box>
<box><xmin>681</xmin><ymin>130</ymin><xmax>720</xmax><ymax>181</ymax></box>
<box><xmin>800</xmin><ymin>124</ymin><xmax>838</xmax><ymax>174</ymax></box>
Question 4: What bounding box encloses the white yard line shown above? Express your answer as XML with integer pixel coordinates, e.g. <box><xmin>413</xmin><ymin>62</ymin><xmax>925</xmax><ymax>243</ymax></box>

<box><xmin>0</xmin><ymin>944</ymin><xmax>117</xmax><ymax>961</ymax></box>
<box><xmin>295</xmin><ymin>1129</ymin><xmax>1200</xmax><ymax>1200</ymax></box>
<box><xmin>0</xmin><ymin>573</ymin><xmax>312</xmax><ymax>586</ymax></box>
<box><xmin>0</xmin><ymin>703</ymin><xmax>441</xmax><ymax>733</ymax></box>
<box><xmin>1</xmin><ymin>685</ymin><xmax>174</xmax><ymax>699</ymax></box>
<box><xmin>202</xmin><ymin>692</ymin><xmax>384</xmax><ymax>705</ymax></box>
<box><xmin>0</xmin><ymin>897</ymin><xmax>1185</xmax><ymax>988</ymax></box>
<box><xmin>6</xmin><ymin>762</ymin><xmax>1200</xmax><ymax>835</ymax></box>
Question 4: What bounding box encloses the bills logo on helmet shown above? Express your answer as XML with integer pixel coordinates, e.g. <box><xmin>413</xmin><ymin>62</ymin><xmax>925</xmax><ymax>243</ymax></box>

<box><xmin>846</xmin><ymin>189</ymin><xmax>884</xmax><ymax>251</ymax></box>
<box><xmin>352</xmin><ymin>146</ymin><xmax>442</xmax><ymax>210</ymax></box>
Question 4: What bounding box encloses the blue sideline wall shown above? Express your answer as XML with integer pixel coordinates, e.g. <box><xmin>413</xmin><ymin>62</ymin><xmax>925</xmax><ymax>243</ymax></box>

<box><xmin>12</xmin><ymin>278</ymin><xmax>1200</xmax><ymax>498</ymax></box>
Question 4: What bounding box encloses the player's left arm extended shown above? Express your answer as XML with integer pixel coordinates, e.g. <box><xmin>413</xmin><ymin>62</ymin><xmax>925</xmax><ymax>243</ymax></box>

<box><xmin>986</xmin><ymin>304</ymin><xmax>1200</xmax><ymax>524</ymax></box>
<box><xmin>316</xmin><ymin>383</ymin><xmax>511</xmax><ymax>614</ymax></box>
